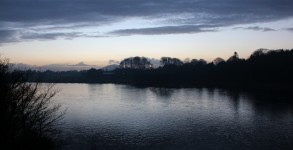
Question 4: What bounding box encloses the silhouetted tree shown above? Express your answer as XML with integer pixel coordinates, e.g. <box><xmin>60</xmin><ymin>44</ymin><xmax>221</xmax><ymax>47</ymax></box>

<box><xmin>212</xmin><ymin>57</ymin><xmax>225</xmax><ymax>65</ymax></box>
<box><xmin>190</xmin><ymin>59</ymin><xmax>198</xmax><ymax>65</ymax></box>
<box><xmin>120</xmin><ymin>56</ymin><xmax>152</xmax><ymax>69</ymax></box>
<box><xmin>227</xmin><ymin>52</ymin><xmax>240</xmax><ymax>62</ymax></box>
<box><xmin>198</xmin><ymin>59</ymin><xmax>207</xmax><ymax>65</ymax></box>
<box><xmin>250</xmin><ymin>48</ymin><xmax>269</xmax><ymax>58</ymax></box>
<box><xmin>160</xmin><ymin>57</ymin><xmax>172</xmax><ymax>66</ymax></box>
<box><xmin>190</xmin><ymin>59</ymin><xmax>207</xmax><ymax>66</ymax></box>
<box><xmin>172</xmin><ymin>58</ymin><xmax>184</xmax><ymax>66</ymax></box>
<box><xmin>160</xmin><ymin>57</ymin><xmax>183</xmax><ymax>66</ymax></box>
<box><xmin>0</xmin><ymin>58</ymin><xmax>65</xmax><ymax>149</ymax></box>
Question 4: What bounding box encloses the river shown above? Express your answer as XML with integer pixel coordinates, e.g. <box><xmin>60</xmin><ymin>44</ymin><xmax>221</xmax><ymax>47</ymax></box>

<box><xmin>52</xmin><ymin>84</ymin><xmax>293</xmax><ymax>150</ymax></box>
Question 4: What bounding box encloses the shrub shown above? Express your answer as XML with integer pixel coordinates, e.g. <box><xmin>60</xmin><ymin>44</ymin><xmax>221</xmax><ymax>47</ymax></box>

<box><xmin>0</xmin><ymin>58</ymin><xmax>65</xmax><ymax>149</ymax></box>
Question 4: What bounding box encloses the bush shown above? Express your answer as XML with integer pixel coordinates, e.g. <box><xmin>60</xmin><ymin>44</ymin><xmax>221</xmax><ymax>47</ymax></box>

<box><xmin>0</xmin><ymin>58</ymin><xmax>65</xmax><ymax>149</ymax></box>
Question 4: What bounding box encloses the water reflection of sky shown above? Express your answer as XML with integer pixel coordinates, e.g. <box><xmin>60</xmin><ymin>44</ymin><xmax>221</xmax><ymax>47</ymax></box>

<box><xmin>53</xmin><ymin>84</ymin><xmax>293</xmax><ymax>150</ymax></box>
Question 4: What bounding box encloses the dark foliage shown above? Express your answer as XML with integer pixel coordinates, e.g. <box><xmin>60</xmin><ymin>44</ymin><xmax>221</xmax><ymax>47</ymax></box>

<box><xmin>21</xmin><ymin>49</ymin><xmax>293</xmax><ymax>91</ymax></box>
<box><xmin>160</xmin><ymin>57</ymin><xmax>184</xmax><ymax>66</ymax></box>
<box><xmin>0</xmin><ymin>58</ymin><xmax>65</xmax><ymax>149</ymax></box>
<box><xmin>120</xmin><ymin>56</ymin><xmax>153</xmax><ymax>69</ymax></box>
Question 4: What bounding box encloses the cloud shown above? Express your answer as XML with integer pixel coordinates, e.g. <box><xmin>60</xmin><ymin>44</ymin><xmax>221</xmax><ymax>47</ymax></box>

<box><xmin>285</xmin><ymin>28</ymin><xmax>293</xmax><ymax>32</ymax></box>
<box><xmin>0</xmin><ymin>30</ymin><xmax>19</xmax><ymax>43</ymax></box>
<box><xmin>234</xmin><ymin>26</ymin><xmax>276</xmax><ymax>32</ymax></box>
<box><xmin>0</xmin><ymin>30</ymin><xmax>108</xmax><ymax>44</ymax></box>
<box><xmin>1</xmin><ymin>0</ymin><xmax>292</xmax><ymax>23</ymax></box>
<box><xmin>109</xmin><ymin>25</ymin><xmax>217</xmax><ymax>36</ymax></box>
<box><xmin>20</xmin><ymin>32</ymin><xmax>84</xmax><ymax>40</ymax></box>
<box><xmin>262</xmin><ymin>28</ymin><xmax>276</xmax><ymax>32</ymax></box>
<box><xmin>0</xmin><ymin>0</ymin><xmax>293</xmax><ymax>43</ymax></box>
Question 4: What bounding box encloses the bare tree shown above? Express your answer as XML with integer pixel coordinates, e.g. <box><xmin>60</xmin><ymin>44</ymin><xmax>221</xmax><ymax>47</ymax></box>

<box><xmin>0</xmin><ymin>57</ymin><xmax>65</xmax><ymax>149</ymax></box>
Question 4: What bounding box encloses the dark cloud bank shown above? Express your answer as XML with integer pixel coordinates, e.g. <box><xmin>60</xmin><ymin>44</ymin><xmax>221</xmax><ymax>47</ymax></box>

<box><xmin>234</xmin><ymin>26</ymin><xmax>276</xmax><ymax>32</ymax></box>
<box><xmin>0</xmin><ymin>0</ymin><xmax>293</xmax><ymax>43</ymax></box>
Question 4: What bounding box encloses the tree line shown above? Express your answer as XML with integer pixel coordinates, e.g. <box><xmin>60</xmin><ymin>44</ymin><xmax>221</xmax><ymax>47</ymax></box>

<box><xmin>17</xmin><ymin>48</ymin><xmax>293</xmax><ymax>90</ymax></box>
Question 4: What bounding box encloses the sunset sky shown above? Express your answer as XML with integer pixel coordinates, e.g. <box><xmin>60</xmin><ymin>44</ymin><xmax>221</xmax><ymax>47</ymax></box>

<box><xmin>1</xmin><ymin>0</ymin><xmax>293</xmax><ymax>66</ymax></box>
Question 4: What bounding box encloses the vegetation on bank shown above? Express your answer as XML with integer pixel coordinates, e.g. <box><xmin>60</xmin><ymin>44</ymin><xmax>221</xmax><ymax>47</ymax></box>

<box><xmin>0</xmin><ymin>58</ymin><xmax>65</xmax><ymax>149</ymax></box>
<box><xmin>17</xmin><ymin>48</ymin><xmax>293</xmax><ymax>90</ymax></box>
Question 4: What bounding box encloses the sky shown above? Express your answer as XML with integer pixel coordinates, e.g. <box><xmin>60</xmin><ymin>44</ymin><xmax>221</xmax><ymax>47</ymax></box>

<box><xmin>0</xmin><ymin>0</ymin><xmax>293</xmax><ymax>67</ymax></box>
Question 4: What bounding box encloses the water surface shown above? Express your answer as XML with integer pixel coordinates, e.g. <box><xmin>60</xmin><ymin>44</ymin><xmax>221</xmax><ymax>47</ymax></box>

<box><xmin>53</xmin><ymin>84</ymin><xmax>293</xmax><ymax>150</ymax></box>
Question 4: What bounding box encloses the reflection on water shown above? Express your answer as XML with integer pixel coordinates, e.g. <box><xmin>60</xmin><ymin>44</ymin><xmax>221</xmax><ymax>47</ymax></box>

<box><xmin>53</xmin><ymin>84</ymin><xmax>293</xmax><ymax>150</ymax></box>
<box><xmin>150</xmin><ymin>87</ymin><xmax>174</xmax><ymax>98</ymax></box>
